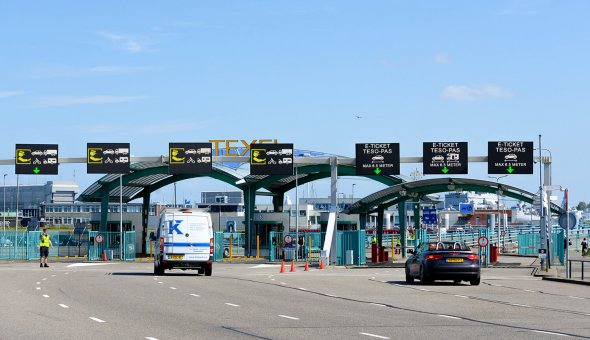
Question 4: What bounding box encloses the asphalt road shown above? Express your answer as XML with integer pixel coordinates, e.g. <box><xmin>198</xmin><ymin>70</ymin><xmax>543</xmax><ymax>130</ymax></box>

<box><xmin>0</xmin><ymin>261</ymin><xmax>589</xmax><ymax>340</ymax></box>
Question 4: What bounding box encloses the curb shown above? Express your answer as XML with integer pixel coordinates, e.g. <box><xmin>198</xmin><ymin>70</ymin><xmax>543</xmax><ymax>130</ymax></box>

<box><xmin>541</xmin><ymin>276</ymin><xmax>590</xmax><ymax>286</ymax></box>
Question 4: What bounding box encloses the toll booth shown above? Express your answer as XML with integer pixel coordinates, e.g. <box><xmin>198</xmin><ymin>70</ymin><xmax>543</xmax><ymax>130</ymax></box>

<box><xmin>254</xmin><ymin>221</ymin><xmax>284</xmax><ymax>250</ymax></box>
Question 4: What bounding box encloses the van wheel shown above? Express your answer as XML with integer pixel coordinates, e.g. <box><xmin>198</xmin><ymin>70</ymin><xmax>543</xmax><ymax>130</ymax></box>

<box><xmin>205</xmin><ymin>265</ymin><xmax>212</xmax><ymax>276</ymax></box>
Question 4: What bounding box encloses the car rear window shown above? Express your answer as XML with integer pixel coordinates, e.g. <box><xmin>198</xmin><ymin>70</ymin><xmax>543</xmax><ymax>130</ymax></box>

<box><xmin>425</xmin><ymin>242</ymin><xmax>471</xmax><ymax>251</ymax></box>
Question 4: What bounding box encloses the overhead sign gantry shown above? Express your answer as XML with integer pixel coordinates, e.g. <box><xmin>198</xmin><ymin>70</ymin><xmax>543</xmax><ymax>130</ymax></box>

<box><xmin>488</xmin><ymin>141</ymin><xmax>533</xmax><ymax>174</ymax></box>
<box><xmin>168</xmin><ymin>142</ymin><xmax>213</xmax><ymax>174</ymax></box>
<box><xmin>423</xmin><ymin>142</ymin><xmax>468</xmax><ymax>175</ymax></box>
<box><xmin>87</xmin><ymin>143</ymin><xmax>130</xmax><ymax>174</ymax></box>
<box><xmin>355</xmin><ymin>143</ymin><xmax>400</xmax><ymax>175</ymax></box>
<box><xmin>15</xmin><ymin>144</ymin><xmax>58</xmax><ymax>175</ymax></box>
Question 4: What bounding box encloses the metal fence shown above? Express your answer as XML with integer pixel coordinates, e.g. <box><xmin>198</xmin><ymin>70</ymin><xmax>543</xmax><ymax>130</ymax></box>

<box><xmin>88</xmin><ymin>231</ymin><xmax>136</xmax><ymax>261</ymax></box>
<box><xmin>0</xmin><ymin>230</ymin><xmax>90</xmax><ymax>260</ymax></box>
<box><xmin>213</xmin><ymin>232</ymin><xmax>246</xmax><ymax>261</ymax></box>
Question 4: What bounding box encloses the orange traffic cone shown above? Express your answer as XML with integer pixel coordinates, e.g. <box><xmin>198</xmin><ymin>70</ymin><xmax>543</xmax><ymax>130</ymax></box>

<box><xmin>280</xmin><ymin>260</ymin><xmax>285</xmax><ymax>273</ymax></box>
<box><xmin>304</xmin><ymin>261</ymin><xmax>309</xmax><ymax>271</ymax></box>
<box><xmin>103</xmin><ymin>250</ymin><xmax>108</xmax><ymax>261</ymax></box>
<box><xmin>319</xmin><ymin>259</ymin><xmax>325</xmax><ymax>270</ymax></box>
<box><xmin>290</xmin><ymin>260</ymin><xmax>296</xmax><ymax>272</ymax></box>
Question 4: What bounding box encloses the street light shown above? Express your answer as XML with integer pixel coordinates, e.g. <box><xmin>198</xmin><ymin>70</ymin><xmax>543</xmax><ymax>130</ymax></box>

<box><xmin>489</xmin><ymin>175</ymin><xmax>508</xmax><ymax>252</ymax></box>
<box><xmin>3</xmin><ymin>174</ymin><xmax>6</xmax><ymax>242</ymax></box>
<box><xmin>351</xmin><ymin>184</ymin><xmax>356</xmax><ymax>205</ymax></box>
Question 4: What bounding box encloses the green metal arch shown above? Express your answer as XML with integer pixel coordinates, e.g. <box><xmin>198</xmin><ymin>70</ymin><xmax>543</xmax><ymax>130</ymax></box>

<box><xmin>255</xmin><ymin>164</ymin><xmax>403</xmax><ymax>192</ymax></box>
<box><xmin>347</xmin><ymin>182</ymin><xmax>563</xmax><ymax>215</ymax></box>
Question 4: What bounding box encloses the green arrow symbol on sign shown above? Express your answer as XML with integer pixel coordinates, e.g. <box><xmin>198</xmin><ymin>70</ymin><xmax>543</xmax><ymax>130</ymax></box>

<box><xmin>33</xmin><ymin>167</ymin><xmax>40</xmax><ymax>174</ymax></box>
<box><xmin>442</xmin><ymin>166</ymin><xmax>449</xmax><ymax>174</ymax></box>
<box><xmin>374</xmin><ymin>168</ymin><xmax>382</xmax><ymax>175</ymax></box>
<box><xmin>507</xmin><ymin>166</ymin><xmax>514</xmax><ymax>174</ymax></box>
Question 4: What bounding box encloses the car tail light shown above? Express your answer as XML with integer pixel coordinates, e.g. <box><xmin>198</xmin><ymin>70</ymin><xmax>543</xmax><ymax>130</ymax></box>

<box><xmin>426</xmin><ymin>254</ymin><xmax>443</xmax><ymax>261</ymax></box>
<box><xmin>467</xmin><ymin>254</ymin><xmax>478</xmax><ymax>261</ymax></box>
<box><xmin>209</xmin><ymin>238</ymin><xmax>214</xmax><ymax>256</ymax></box>
<box><xmin>159</xmin><ymin>237</ymin><xmax>164</xmax><ymax>253</ymax></box>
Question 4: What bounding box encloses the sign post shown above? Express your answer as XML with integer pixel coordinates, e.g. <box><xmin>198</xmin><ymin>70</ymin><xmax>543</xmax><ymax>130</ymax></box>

<box><xmin>355</xmin><ymin>143</ymin><xmax>400</xmax><ymax>176</ymax></box>
<box><xmin>423</xmin><ymin>142</ymin><xmax>468</xmax><ymax>175</ymax></box>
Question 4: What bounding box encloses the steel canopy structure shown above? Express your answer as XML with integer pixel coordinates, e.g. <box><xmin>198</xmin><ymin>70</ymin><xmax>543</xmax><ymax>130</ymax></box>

<box><xmin>343</xmin><ymin>177</ymin><xmax>564</xmax><ymax>215</ymax></box>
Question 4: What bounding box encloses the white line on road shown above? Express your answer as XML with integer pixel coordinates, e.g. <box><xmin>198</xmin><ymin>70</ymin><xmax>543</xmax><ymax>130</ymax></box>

<box><xmin>145</xmin><ymin>337</ymin><xmax>160</xmax><ymax>340</ymax></box>
<box><xmin>278</xmin><ymin>315</ymin><xmax>299</xmax><ymax>320</ymax></box>
<box><xmin>36</xmin><ymin>282</ymin><xmax>40</xmax><ymax>285</ymax></box>
<box><xmin>438</xmin><ymin>314</ymin><xmax>462</xmax><ymax>320</ymax></box>
<box><xmin>325</xmin><ymin>294</ymin><xmax>338</xmax><ymax>298</ymax></box>
<box><xmin>298</xmin><ymin>288</ymin><xmax>307</xmax><ymax>291</ymax></box>
<box><xmin>36</xmin><ymin>287</ymin><xmax>41</xmax><ymax>290</ymax></box>
<box><xmin>370</xmin><ymin>303</ymin><xmax>386</xmax><ymax>307</ymax></box>
<box><xmin>510</xmin><ymin>303</ymin><xmax>531</xmax><ymax>308</ymax></box>
<box><xmin>225</xmin><ymin>303</ymin><xmax>240</xmax><ymax>307</ymax></box>
<box><xmin>89</xmin><ymin>317</ymin><xmax>105</xmax><ymax>323</ymax></box>
<box><xmin>280</xmin><ymin>282</ymin><xmax>286</xmax><ymax>285</ymax></box>
<box><xmin>158</xmin><ymin>282</ymin><xmax>163</xmax><ymax>284</ymax></box>
<box><xmin>524</xmin><ymin>289</ymin><xmax>537</xmax><ymax>293</ymax></box>
<box><xmin>51</xmin><ymin>275</ymin><xmax>56</xmax><ymax>277</ymax></box>
<box><xmin>531</xmin><ymin>330</ymin><xmax>569</xmax><ymax>337</ymax></box>
<box><xmin>190</xmin><ymin>294</ymin><xmax>200</xmax><ymax>297</ymax></box>
<box><xmin>568</xmin><ymin>296</ymin><xmax>584</xmax><ymax>300</ymax></box>
<box><xmin>42</xmin><ymin>278</ymin><xmax>47</xmax><ymax>281</ymax></box>
<box><xmin>419</xmin><ymin>288</ymin><xmax>431</xmax><ymax>292</ymax></box>
<box><xmin>360</xmin><ymin>332</ymin><xmax>390</xmax><ymax>339</ymax></box>
<box><xmin>42</xmin><ymin>295</ymin><xmax>49</xmax><ymax>298</ymax></box>
<box><xmin>58</xmin><ymin>304</ymin><xmax>69</xmax><ymax>309</ymax></box>
<box><xmin>454</xmin><ymin>295</ymin><xmax>469</xmax><ymax>299</ymax></box>
<box><xmin>271</xmin><ymin>279</ymin><xmax>275</xmax><ymax>281</ymax></box>
<box><xmin>169</xmin><ymin>287</ymin><xmax>177</xmax><ymax>290</ymax></box>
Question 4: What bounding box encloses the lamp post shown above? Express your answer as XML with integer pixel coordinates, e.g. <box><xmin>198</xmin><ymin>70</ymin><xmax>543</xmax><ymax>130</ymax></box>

<box><xmin>489</xmin><ymin>175</ymin><xmax>508</xmax><ymax>252</ymax></box>
<box><xmin>351</xmin><ymin>184</ymin><xmax>356</xmax><ymax>205</ymax></box>
<box><xmin>3</xmin><ymin>174</ymin><xmax>6</xmax><ymax>242</ymax></box>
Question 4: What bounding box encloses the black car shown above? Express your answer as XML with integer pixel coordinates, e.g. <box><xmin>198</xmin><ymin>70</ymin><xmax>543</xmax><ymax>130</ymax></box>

<box><xmin>405</xmin><ymin>241</ymin><xmax>480</xmax><ymax>285</ymax></box>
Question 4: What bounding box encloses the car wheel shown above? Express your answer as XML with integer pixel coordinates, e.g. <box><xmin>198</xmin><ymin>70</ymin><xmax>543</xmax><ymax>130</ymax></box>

<box><xmin>420</xmin><ymin>267</ymin><xmax>431</xmax><ymax>284</ymax></box>
<box><xmin>470</xmin><ymin>276</ymin><xmax>480</xmax><ymax>286</ymax></box>
<box><xmin>405</xmin><ymin>266</ymin><xmax>414</xmax><ymax>283</ymax></box>
<box><xmin>205</xmin><ymin>265</ymin><xmax>212</xmax><ymax>277</ymax></box>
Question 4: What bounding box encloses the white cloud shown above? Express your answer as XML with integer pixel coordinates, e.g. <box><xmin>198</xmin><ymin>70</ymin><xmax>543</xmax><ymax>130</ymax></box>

<box><xmin>96</xmin><ymin>31</ymin><xmax>151</xmax><ymax>53</ymax></box>
<box><xmin>0</xmin><ymin>91</ymin><xmax>24</xmax><ymax>98</ymax></box>
<box><xmin>434</xmin><ymin>53</ymin><xmax>450</xmax><ymax>64</ymax></box>
<box><xmin>31</xmin><ymin>95</ymin><xmax>150</xmax><ymax>108</ymax></box>
<box><xmin>442</xmin><ymin>85</ymin><xmax>512</xmax><ymax>101</ymax></box>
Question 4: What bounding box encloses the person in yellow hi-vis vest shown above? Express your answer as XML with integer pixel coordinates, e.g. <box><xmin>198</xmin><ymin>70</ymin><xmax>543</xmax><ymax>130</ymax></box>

<box><xmin>39</xmin><ymin>228</ymin><xmax>52</xmax><ymax>268</ymax></box>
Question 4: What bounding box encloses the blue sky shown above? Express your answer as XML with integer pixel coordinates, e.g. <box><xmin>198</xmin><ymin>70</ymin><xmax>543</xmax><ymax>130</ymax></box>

<box><xmin>1</xmin><ymin>1</ymin><xmax>589</xmax><ymax>206</ymax></box>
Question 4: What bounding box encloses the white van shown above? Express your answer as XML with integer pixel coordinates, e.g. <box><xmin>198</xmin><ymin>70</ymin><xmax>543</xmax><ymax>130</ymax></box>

<box><xmin>153</xmin><ymin>208</ymin><xmax>214</xmax><ymax>276</ymax></box>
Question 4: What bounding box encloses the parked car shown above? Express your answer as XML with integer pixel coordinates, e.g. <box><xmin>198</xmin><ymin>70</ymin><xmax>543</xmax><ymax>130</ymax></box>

<box><xmin>405</xmin><ymin>241</ymin><xmax>480</xmax><ymax>285</ymax></box>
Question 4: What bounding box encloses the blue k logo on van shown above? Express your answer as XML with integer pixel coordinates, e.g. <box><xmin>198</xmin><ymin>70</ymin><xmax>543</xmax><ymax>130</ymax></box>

<box><xmin>168</xmin><ymin>220</ymin><xmax>183</xmax><ymax>234</ymax></box>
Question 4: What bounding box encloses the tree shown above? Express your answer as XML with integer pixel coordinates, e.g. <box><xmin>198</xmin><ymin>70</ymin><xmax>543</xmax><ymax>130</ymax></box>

<box><xmin>577</xmin><ymin>201</ymin><xmax>587</xmax><ymax>211</ymax></box>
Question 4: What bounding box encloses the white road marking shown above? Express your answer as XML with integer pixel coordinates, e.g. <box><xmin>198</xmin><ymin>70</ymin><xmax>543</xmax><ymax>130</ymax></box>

<box><xmin>360</xmin><ymin>332</ymin><xmax>390</xmax><ymax>339</ymax></box>
<box><xmin>524</xmin><ymin>289</ymin><xmax>536</xmax><ymax>293</ymax></box>
<box><xmin>42</xmin><ymin>295</ymin><xmax>50</xmax><ymax>298</ymax></box>
<box><xmin>568</xmin><ymin>296</ymin><xmax>584</xmax><ymax>300</ymax></box>
<box><xmin>531</xmin><ymin>330</ymin><xmax>569</xmax><ymax>337</ymax></box>
<box><xmin>58</xmin><ymin>304</ymin><xmax>69</xmax><ymax>309</ymax></box>
<box><xmin>380</xmin><ymin>280</ymin><xmax>387</xmax><ymax>283</ymax></box>
<box><xmin>190</xmin><ymin>294</ymin><xmax>200</xmax><ymax>297</ymax></box>
<box><xmin>42</xmin><ymin>278</ymin><xmax>47</xmax><ymax>281</ymax></box>
<box><xmin>65</xmin><ymin>272</ymin><xmax>69</xmax><ymax>275</ymax></box>
<box><xmin>36</xmin><ymin>282</ymin><xmax>40</xmax><ymax>285</ymax></box>
<box><xmin>145</xmin><ymin>337</ymin><xmax>160</xmax><ymax>340</ymax></box>
<box><xmin>370</xmin><ymin>303</ymin><xmax>386</xmax><ymax>307</ymax></box>
<box><xmin>280</xmin><ymin>282</ymin><xmax>286</xmax><ymax>285</ymax></box>
<box><xmin>438</xmin><ymin>314</ymin><xmax>462</xmax><ymax>320</ymax></box>
<box><xmin>67</xmin><ymin>263</ymin><xmax>114</xmax><ymax>267</ymax></box>
<box><xmin>249</xmin><ymin>264</ymin><xmax>280</xmax><ymax>269</ymax></box>
<box><xmin>325</xmin><ymin>294</ymin><xmax>338</xmax><ymax>298</ymax></box>
<box><xmin>89</xmin><ymin>317</ymin><xmax>105</xmax><ymax>323</ymax></box>
<box><xmin>488</xmin><ymin>283</ymin><xmax>503</xmax><ymax>287</ymax></box>
<box><xmin>371</xmin><ymin>277</ymin><xmax>376</xmax><ymax>280</ymax></box>
<box><xmin>419</xmin><ymin>288</ymin><xmax>431</xmax><ymax>292</ymax></box>
<box><xmin>225</xmin><ymin>303</ymin><xmax>240</xmax><ymax>307</ymax></box>
<box><xmin>158</xmin><ymin>282</ymin><xmax>163</xmax><ymax>284</ymax></box>
<box><xmin>278</xmin><ymin>314</ymin><xmax>299</xmax><ymax>320</ymax></box>
<box><xmin>510</xmin><ymin>303</ymin><xmax>531</xmax><ymax>308</ymax></box>
<box><xmin>271</xmin><ymin>279</ymin><xmax>275</xmax><ymax>281</ymax></box>
<box><xmin>36</xmin><ymin>287</ymin><xmax>41</xmax><ymax>290</ymax></box>
<box><xmin>298</xmin><ymin>288</ymin><xmax>307</xmax><ymax>291</ymax></box>
<box><xmin>51</xmin><ymin>275</ymin><xmax>56</xmax><ymax>277</ymax></box>
<box><xmin>454</xmin><ymin>295</ymin><xmax>469</xmax><ymax>299</ymax></box>
<box><xmin>169</xmin><ymin>287</ymin><xmax>177</xmax><ymax>290</ymax></box>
